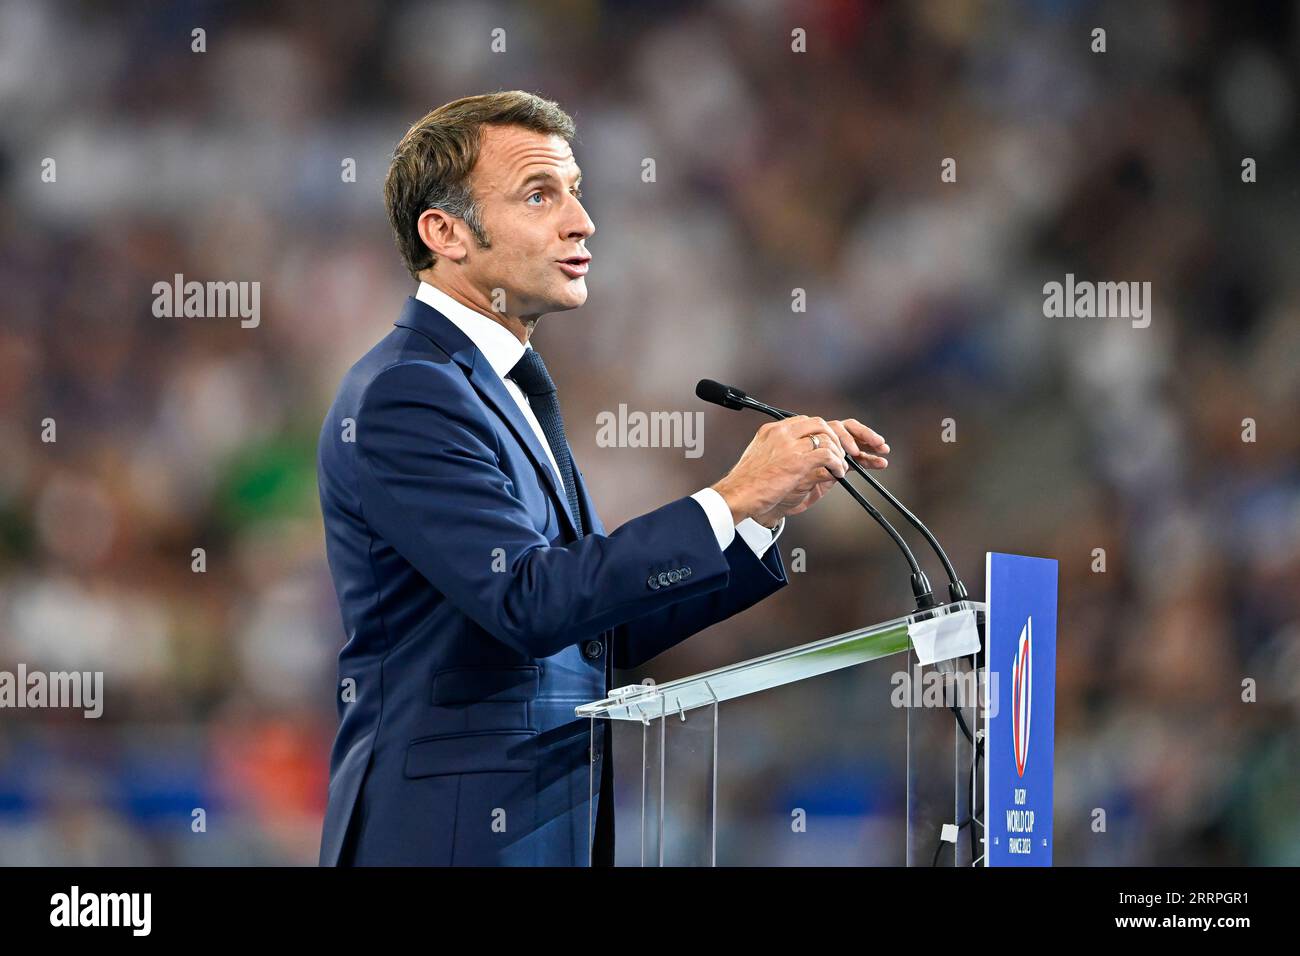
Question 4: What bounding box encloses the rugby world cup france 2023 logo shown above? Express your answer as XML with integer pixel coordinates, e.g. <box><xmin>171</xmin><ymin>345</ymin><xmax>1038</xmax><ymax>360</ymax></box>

<box><xmin>1012</xmin><ymin>617</ymin><xmax>1033</xmax><ymax>777</ymax></box>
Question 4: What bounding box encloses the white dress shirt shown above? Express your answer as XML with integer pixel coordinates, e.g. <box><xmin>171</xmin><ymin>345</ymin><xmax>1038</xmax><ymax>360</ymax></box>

<box><xmin>414</xmin><ymin>282</ymin><xmax>783</xmax><ymax>557</ymax></box>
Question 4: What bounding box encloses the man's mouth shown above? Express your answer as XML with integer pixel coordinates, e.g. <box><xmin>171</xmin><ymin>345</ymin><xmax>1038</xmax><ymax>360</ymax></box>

<box><xmin>557</xmin><ymin>255</ymin><xmax>590</xmax><ymax>278</ymax></box>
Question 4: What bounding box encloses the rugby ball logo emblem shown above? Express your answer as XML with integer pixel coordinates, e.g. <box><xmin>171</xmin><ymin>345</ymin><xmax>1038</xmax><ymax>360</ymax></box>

<box><xmin>1012</xmin><ymin>616</ymin><xmax>1032</xmax><ymax>777</ymax></box>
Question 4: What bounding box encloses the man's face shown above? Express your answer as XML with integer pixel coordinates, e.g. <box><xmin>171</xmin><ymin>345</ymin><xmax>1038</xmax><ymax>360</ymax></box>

<box><xmin>461</xmin><ymin>125</ymin><xmax>594</xmax><ymax>318</ymax></box>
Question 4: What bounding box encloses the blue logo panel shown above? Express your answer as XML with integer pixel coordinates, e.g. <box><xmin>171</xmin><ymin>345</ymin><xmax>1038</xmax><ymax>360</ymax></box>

<box><xmin>985</xmin><ymin>552</ymin><xmax>1057</xmax><ymax>866</ymax></box>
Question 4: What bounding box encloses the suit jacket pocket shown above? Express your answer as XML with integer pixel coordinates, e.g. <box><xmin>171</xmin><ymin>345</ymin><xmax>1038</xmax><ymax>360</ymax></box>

<box><xmin>404</xmin><ymin>729</ymin><xmax>539</xmax><ymax>779</ymax></box>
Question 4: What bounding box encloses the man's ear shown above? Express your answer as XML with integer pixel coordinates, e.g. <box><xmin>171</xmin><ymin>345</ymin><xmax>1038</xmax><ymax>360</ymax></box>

<box><xmin>417</xmin><ymin>208</ymin><xmax>469</xmax><ymax>263</ymax></box>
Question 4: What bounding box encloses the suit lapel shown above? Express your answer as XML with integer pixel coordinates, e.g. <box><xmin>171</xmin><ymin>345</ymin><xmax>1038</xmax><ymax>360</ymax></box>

<box><xmin>394</xmin><ymin>297</ymin><xmax>580</xmax><ymax>540</ymax></box>
<box><xmin>572</xmin><ymin>463</ymin><xmax>605</xmax><ymax>536</ymax></box>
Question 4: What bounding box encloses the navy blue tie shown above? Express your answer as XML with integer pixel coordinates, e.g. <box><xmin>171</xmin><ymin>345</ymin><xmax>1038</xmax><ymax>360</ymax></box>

<box><xmin>508</xmin><ymin>348</ymin><xmax>586</xmax><ymax>538</ymax></box>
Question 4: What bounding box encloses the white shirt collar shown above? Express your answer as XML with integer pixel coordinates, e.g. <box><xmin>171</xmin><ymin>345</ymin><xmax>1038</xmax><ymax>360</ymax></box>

<box><xmin>415</xmin><ymin>281</ymin><xmax>531</xmax><ymax>381</ymax></box>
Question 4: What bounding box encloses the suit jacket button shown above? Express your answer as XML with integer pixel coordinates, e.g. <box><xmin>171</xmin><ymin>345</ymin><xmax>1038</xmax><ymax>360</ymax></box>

<box><xmin>668</xmin><ymin>569</ymin><xmax>681</xmax><ymax>583</ymax></box>
<box><xmin>583</xmin><ymin>640</ymin><xmax>604</xmax><ymax>660</ymax></box>
<box><xmin>681</xmin><ymin>566</ymin><xmax>692</xmax><ymax>578</ymax></box>
<box><xmin>647</xmin><ymin>575</ymin><xmax>661</xmax><ymax>590</ymax></box>
<box><xmin>657</xmin><ymin>571</ymin><xmax>671</xmax><ymax>587</ymax></box>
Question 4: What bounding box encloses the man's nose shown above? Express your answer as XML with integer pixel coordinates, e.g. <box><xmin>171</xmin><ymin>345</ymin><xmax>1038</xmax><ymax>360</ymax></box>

<box><xmin>564</xmin><ymin>198</ymin><xmax>595</xmax><ymax>240</ymax></box>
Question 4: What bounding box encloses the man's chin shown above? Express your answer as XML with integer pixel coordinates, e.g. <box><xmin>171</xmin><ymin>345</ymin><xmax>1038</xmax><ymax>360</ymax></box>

<box><xmin>550</xmin><ymin>282</ymin><xmax>588</xmax><ymax>311</ymax></box>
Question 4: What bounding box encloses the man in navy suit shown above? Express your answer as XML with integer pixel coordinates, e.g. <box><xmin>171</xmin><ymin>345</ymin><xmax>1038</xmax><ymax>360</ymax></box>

<box><xmin>317</xmin><ymin>91</ymin><xmax>892</xmax><ymax>865</ymax></box>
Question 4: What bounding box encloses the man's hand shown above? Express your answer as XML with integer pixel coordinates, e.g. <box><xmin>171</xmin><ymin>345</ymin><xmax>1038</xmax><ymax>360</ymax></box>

<box><xmin>824</xmin><ymin>418</ymin><xmax>890</xmax><ymax>470</ymax></box>
<box><xmin>754</xmin><ymin>418</ymin><xmax>890</xmax><ymax>523</ymax></box>
<box><xmin>710</xmin><ymin>416</ymin><xmax>890</xmax><ymax>526</ymax></box>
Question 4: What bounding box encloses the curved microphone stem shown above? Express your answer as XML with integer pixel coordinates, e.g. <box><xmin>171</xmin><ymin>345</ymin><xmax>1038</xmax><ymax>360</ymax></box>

<box><xmin>848</xmin><ymin>458</ymin><xmax>967</xmax><ymax>602</ymax></box>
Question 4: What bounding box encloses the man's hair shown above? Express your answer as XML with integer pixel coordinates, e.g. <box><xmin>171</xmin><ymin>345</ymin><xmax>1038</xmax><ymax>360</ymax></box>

<box><xmin>384</xmin><ymin>90</ymin><xmax>577</xmax><ymax>278</ymax></box>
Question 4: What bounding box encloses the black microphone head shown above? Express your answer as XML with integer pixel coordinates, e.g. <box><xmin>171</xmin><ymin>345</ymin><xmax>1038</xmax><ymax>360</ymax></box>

<box><xmin>695</xmin><ymin>379</ymin><xmax>747</xmax><ymax>410</ymax></box>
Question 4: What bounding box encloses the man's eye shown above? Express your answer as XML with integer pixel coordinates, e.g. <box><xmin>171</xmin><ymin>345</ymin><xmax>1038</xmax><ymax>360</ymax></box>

<box><xmin>526</xmin><ymin>192</ymin><xmax>544</xmax><ymax>205</ymax></box>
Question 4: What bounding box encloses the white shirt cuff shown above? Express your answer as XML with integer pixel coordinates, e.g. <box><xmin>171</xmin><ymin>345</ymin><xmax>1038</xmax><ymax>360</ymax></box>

<box><xmin>689</xmin><ymin>487</ymin><xmax>784</xmax><ymax>557</ymax></box>
<box><xmin>690</xmin><ymin>487</ymin><xmax>736</xmax><ymax>551</ymax></box>
<box><xmin>736</xmin><ymin>515</ymin><xmax>784</xmax><ymax>558</ymax></box>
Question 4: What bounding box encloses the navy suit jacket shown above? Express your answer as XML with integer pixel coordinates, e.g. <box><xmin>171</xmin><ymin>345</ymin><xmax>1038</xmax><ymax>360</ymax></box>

<box><xmin>317</xmin><ymin>296</ymin><xmax>788</xmax><ymax>865</ymax></box>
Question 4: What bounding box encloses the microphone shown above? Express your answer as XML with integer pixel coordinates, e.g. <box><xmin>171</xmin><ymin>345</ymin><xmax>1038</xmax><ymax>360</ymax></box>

<box><xmin>697</xmin><ymin>379</ymin><xmax>970</xmax><ymax>606</ymax></box>
<box><xmin>696</xmin><ymin>380</ymin><xmax>938</xmax><ymax>610</ymax></box>
<box><xmin>694</xmin><ymin>378</ymin><xmax>748</xmax><ymax>411</ymax></box>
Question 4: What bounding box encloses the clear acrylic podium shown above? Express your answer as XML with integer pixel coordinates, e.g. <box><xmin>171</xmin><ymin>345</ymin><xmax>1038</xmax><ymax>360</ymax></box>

<box><xmin>577</xmin><ymin>600</ymin><xmax>988</xmax><ymax>866</ymax></box>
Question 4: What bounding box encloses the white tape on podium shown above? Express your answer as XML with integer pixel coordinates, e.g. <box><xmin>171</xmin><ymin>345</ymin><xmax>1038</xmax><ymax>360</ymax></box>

<box><xmin>906</xmin><ymin>607</ymin><xmax>981</xmax><ymax>665</ymax></box>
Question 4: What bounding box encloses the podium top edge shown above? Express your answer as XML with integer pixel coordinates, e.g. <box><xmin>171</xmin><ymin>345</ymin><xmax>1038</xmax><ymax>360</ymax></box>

<box><xmin>577</xmin><ymin>599</ymin><xmax>987</xmax><ymax>721</ymax></box>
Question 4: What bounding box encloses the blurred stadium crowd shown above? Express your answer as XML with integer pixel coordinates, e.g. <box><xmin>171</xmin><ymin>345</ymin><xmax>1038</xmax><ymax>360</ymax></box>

<box><xmin>0</xmin><ymin>0</ymin><xmax>1296</xmax><ymax>864</ymax></box>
